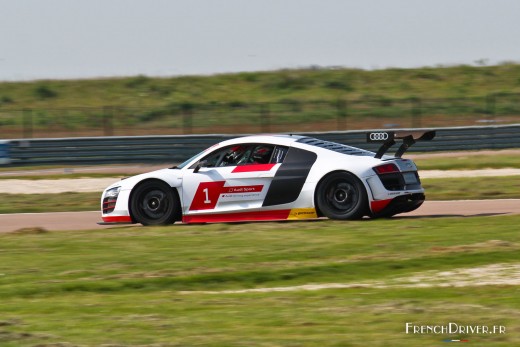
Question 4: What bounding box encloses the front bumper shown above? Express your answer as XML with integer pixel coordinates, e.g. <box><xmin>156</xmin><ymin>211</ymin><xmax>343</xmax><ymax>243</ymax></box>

<box><xmin>100</xmin><ymin>187</ymin><xmax>133</xmax><ymax>224</ymax></box>
<box><xmin>99</xmin><ymin>215</ymin><xmax>133</xmax><ymax>224</ymax></box>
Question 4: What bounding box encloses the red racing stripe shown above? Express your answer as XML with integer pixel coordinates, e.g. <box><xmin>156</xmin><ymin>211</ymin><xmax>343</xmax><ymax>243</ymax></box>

<box><xmin>102</xmin><ymin>215</ymin><xmax>133</xmax><ymax>223</ymax></box>
<box><xmin>231</xmin><ymin>164</ymin><xmax>276</xmax><ymax>173</ymax></box>
<box><xmin>183</xmin><ymin>209</ymin><xmax>291</xmax><ymax>223</ymax></box>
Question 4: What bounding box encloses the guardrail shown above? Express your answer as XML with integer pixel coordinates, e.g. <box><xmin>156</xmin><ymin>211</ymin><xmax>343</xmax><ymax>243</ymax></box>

<box><xmin>5</xmin><ymin>124</ymin><xmax>520</xmax><ymax>166</ymax></box>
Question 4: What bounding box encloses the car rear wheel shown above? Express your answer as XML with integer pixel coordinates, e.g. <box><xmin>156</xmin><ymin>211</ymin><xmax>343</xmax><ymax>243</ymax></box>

<box><xmin>316</xmin><ymin>172</ymin><xmax>368</xmax><ymax>220</ymax></box>
<box><xmin>130</xmin><ymin>180</ymin><xmax>180</xmax><ymax>225</ymax></box>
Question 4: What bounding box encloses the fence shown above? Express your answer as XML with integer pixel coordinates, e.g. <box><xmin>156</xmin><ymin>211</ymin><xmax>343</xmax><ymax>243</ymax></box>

<box><xmin>6</xmin><ymin>124</ymin><xmax>520</xmax><ymax>166</ymax></box>
<box><xmin>1</xmin><ymin>93</ymin><xmax>520</xmax><ymax>138</ymax></box>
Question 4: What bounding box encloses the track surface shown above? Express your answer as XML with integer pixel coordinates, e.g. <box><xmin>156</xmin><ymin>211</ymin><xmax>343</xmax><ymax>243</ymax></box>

<box><xmin>0</xmin><ymin>199</ymin><xmax>519</xmax><ymax>233</ymax></box>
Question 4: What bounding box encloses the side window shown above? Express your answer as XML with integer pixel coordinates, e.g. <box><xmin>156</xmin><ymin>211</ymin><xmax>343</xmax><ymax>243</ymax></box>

<box><xmin>220</xmin><ymin>145</ymin><xmax>252</xmax><ymax>166</ymax></box>
<box><xmin>201</xmin><ymin>148</ymin><xmax>227</xmax><ymax>168</ymax></box>
<box><xmin>191</xmin><ymin>144</ymin><xmax>254</xmax><ymax>168</ymax></box>
<box><xmin>191</xmin><ymin>143</ymin><xmax>287</xmax><ymax>169</ymax></box>
<box><xmin>238</xmin><ymin>145</ymin><xmax>274</xmax><ymax>165</ymax></box>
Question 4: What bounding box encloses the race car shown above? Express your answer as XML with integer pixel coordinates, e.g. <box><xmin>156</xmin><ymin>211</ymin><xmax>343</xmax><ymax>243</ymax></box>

<box><xmin>100</xmin><ymin>131</ymin><xmax>435</xmax><ymax>225</ymax></box>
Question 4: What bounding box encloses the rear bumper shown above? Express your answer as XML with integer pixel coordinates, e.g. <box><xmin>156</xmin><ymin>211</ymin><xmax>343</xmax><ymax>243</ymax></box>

<box><xmin>370</xmin><ymin>193</ymin><xmax>425</xmax><ymax>217</ymax></box>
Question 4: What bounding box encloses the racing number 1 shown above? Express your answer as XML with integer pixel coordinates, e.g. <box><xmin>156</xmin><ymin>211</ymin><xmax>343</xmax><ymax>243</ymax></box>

<box><xmin>203</xmin><ymin>188</ymin><xmax>211</xmax><ymax>204</ymax></box>
<box><xmin>189</xmin><ymin>181</ymin><xmax>226</xmax><ymax>211</ymax></box>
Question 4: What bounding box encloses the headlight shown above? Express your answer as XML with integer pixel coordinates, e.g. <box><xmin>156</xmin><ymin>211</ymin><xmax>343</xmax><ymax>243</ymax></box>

<box><xmin>103</xmin><ymin>187</ymin><xmax>121</xmax><ymax>214</ymax></box>
<box><xmin>105</xmin><ymin>186</ymin><xmax>121</xmax><ymax>198</ymax></box>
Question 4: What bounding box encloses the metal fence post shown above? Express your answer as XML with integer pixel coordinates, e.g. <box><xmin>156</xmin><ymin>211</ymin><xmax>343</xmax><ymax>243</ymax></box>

<box><xmin>23</xmin><ymin>109</ymin><xmax>33</xmax><ymax>138</ymax></box>
<box><xmin>486</xmin><ymin>94</ymin><xmax>496</xmax><ymax>122</ymax></box>
<box><xmin>486</xmin><ymin>94</ymin><xmax>497</xmax><ymax>149</ymax></box>
<box><xmin>103</xmin><ymin>106</ymin><xmax>114</xmax><ymax>136</ymax></box>
<box><xmin>261</xmin><ymin>104</ymin><xmax>271</xmax><ymax>133</ymax></box>
<box><xmin>182</xmin><ymin>103</ymin><xmax>193</xmax><ymax>134</ymax></box>
<box><xmin>411</xmin><ymin>97</ymin><xmax>422</xmax><ymax>128</ymax></box>
<box><xmin>336</xmin><ymin>99</ymin><xmax>347</xmax><ymax>130</ymax></box>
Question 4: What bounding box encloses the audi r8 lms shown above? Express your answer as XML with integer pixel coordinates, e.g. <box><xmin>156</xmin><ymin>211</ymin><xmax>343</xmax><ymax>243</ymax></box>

<box><xmin>100</xmin><ymin>131</ymin><xmax>435</xmax><ymax>225</ymax></box>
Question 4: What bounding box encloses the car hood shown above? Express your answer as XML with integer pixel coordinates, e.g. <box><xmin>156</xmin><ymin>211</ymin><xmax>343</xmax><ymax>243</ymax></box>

<box><xmin>104</xmin><ymin>168</ymin><xmax>183</xmax><ymax>192</ymax></box>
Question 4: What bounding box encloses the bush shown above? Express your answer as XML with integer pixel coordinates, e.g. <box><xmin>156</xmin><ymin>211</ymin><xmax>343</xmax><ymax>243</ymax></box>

<box><xmin>125</xmin><ymin>75</ymin><xmax>150</xmax><ymax>88</ymax></box>
<box><xmin>0</xmin><ymin>96</ymin><xmax>13</xmax><ymax>104</ymax></box>
<box><xmin>34</xmin><ymin>85</ymin><xmax>58</xmax><ymax>99</ymax></box>
<box><xmin>323</xmin><ymin>79</ymin><xmax>354</xmax><ymax>91</ymax></box>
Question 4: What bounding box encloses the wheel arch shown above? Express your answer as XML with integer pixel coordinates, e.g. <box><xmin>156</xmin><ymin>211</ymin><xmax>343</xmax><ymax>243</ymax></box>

<box><xmin>128</xmin><ymin>178</ymin><xmax>182</xmax><ymax>223</ymax></box>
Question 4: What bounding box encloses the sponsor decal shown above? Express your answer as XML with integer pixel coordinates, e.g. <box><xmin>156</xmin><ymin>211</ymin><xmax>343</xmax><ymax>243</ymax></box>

<box><xmin>189</xmin><ymin>181</ymin><xmax>264</xmax><ymax>211</ymax></box>
<box><xmin>287</xmin><ymin>208</ymin><xmax>318</xmax><ymax>220</ymax></box>
<box><xmin>223</xmin><ymin>186</ymin><xmax>263</xmax><ymax>193</ymax></box>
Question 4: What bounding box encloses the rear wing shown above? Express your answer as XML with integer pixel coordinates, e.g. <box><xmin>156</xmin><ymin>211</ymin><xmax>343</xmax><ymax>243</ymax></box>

<box><xmin>366</xmin><ymin>130</ymin><xmax>436</xmax><ymax>159</ymax></box>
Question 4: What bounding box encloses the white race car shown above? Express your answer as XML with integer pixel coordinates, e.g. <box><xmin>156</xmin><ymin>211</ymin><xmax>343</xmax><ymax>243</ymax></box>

<box><xmin>100</xmin><ymin>131</ymin><xmax>435</xmax><ymax>225</ymax></box>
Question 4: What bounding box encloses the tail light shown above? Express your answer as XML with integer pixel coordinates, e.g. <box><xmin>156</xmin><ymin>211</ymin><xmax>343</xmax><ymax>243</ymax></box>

<box><xmin>373</xmin><ymin>163</ymin><xmax>399</xmax><ymax>175</ymax></box>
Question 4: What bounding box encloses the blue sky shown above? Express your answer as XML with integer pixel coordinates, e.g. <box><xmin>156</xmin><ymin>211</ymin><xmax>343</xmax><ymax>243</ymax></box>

<box><xmin>1</xmin><ymin>0</ymin><xmax>519</xmax><ymax>81</ymax></box>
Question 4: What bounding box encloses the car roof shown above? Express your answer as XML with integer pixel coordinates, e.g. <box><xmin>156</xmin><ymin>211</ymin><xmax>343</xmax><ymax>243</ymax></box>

<box><xmin>218</xmin><ymin>134</ymin><xmax>305</xmax><ymax>147</ymax></box>
<box><xmin>217</xmin><ymin>134</ymin><xmax>374</xmax><ymax>157</ymax></box>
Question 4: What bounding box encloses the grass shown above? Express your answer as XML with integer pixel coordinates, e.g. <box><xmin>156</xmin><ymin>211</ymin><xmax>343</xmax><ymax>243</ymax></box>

<box><xmin>1</xmin><ymin>64</ymin><xmax>520</xmax><ymax>136</ymax></box>
<box><xmin>0</xmin><ymin>192</ymin><xmax>100</xmax><ymax>213</ymax></box>
<box><xmin>2</xmin><ymin>64</ymin><xmax>520</xmax><ymax>108</ymax></box>
<box><xmin>421</xmin><ymin>176</ymin><xmax>520</xmax><ymax>200</ymax></box>
<box><xmin>413</xmin><ymin>153</ymin><xmax>520</xmax><ymax>170</ymax></box>
<box><xmin>0</xmin><ymin>216</ymin><xmax>519</xmax><ymax>345</ymax></box>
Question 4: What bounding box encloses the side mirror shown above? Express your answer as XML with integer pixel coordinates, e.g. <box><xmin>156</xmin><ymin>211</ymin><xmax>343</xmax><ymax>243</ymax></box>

<box><xmin>193</xmin><ymin>160</ymin><xmax>207</xmax><ymax>173</ymax></box>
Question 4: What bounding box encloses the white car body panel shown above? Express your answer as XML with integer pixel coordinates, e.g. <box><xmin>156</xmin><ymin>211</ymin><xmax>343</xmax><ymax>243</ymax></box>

<box><xmin>100</xmin><ymin>134</ymin><xmax>429</xmax><ymax>224</ymax></box>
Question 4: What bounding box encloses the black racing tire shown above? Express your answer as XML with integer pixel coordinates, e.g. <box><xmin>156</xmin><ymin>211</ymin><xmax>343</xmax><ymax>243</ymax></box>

<box><xmin>315</xmin><ymin>172</ymin><xmax>368</xmax><ymax>220</ymax></box>
<box><xmin>130</xmin><ymin>180</ymin><xmax>181</xmax><ymax>226</ymax></box>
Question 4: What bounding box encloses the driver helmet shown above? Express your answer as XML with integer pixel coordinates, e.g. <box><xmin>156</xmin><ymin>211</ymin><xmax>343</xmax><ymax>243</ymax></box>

<box><xmin>252</xmin><ymin>146</ymin><xmax>271</xmax><ymax>164</ymax></box>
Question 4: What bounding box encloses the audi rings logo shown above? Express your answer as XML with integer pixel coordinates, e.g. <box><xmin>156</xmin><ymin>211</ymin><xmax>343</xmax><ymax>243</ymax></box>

<box><xmin>367</xmin><ymin>131</ymin><xmax>394</xmax><ymax>143</ymax></box>
<box><xmin>369</xmin><ymin>132</ymin><xmax>390</xmax><ymax>141</ymax></box>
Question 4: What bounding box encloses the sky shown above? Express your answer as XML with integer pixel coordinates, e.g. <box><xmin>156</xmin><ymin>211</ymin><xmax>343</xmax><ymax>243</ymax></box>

<box><xmin>1</xmin><ymin>0</ymin><xmax>520</xmax><ymax>81</ymax></box>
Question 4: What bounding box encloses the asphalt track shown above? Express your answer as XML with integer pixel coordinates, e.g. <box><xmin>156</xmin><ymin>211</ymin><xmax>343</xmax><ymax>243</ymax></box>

<box><xmin>0</xmin><ymin>199</ymin><xmax>519</xmax><ymax>233</ymax></box>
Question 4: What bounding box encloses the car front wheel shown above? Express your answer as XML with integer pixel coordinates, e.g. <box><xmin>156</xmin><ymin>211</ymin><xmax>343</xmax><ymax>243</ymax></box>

<box><xmin>130</xmin><ymin>180</ymin><xmax>180</xmax><ymax>225</ymax></box>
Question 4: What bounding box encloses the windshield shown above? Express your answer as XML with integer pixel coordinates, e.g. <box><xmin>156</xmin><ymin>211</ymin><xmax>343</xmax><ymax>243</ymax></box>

<box><xmin>174</xmin><ymin>150</ymin><xmax>205</xmax><ymax>169</ymax></box>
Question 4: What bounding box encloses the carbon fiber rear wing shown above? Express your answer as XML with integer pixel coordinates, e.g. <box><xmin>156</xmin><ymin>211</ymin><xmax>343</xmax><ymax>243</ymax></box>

<box><xmin>367</xmin><ymin>130</ymin><xmax>436</xmax><ymax>159</ymax></box>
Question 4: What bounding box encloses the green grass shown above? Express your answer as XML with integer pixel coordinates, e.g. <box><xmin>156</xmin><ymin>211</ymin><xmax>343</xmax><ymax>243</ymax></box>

<box><xmin>0</xmin><ymin>64</ymin><xmax>520</xmax><ymax>109</ymax></box>
<box><xmin>422</xmin><ymin>176</ymin><xmax>520</xmax><ymax>200</ymax></box>
<box><xmin>0</xmin><ymin>216</ymin><xmax>519</xmax><ymax>346</ymax></box>
<box><xmin>2</xmin><ymin>63</ymin><xmax>520</xmax><ymax>136</ymax></box>
<box><xmin>414</xmin><ymin>153</ymin><xmax>520</xmax><ymax>170</ymax></box>
<box><xmin>2</xmin><ymin>64</ymin><xmax>520</xmax><ymax>108</ymax></box>
<box><xmin>0</xmin><ymin>192</ymin><xmax>100</xmax><ymax>213</ymax></box>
